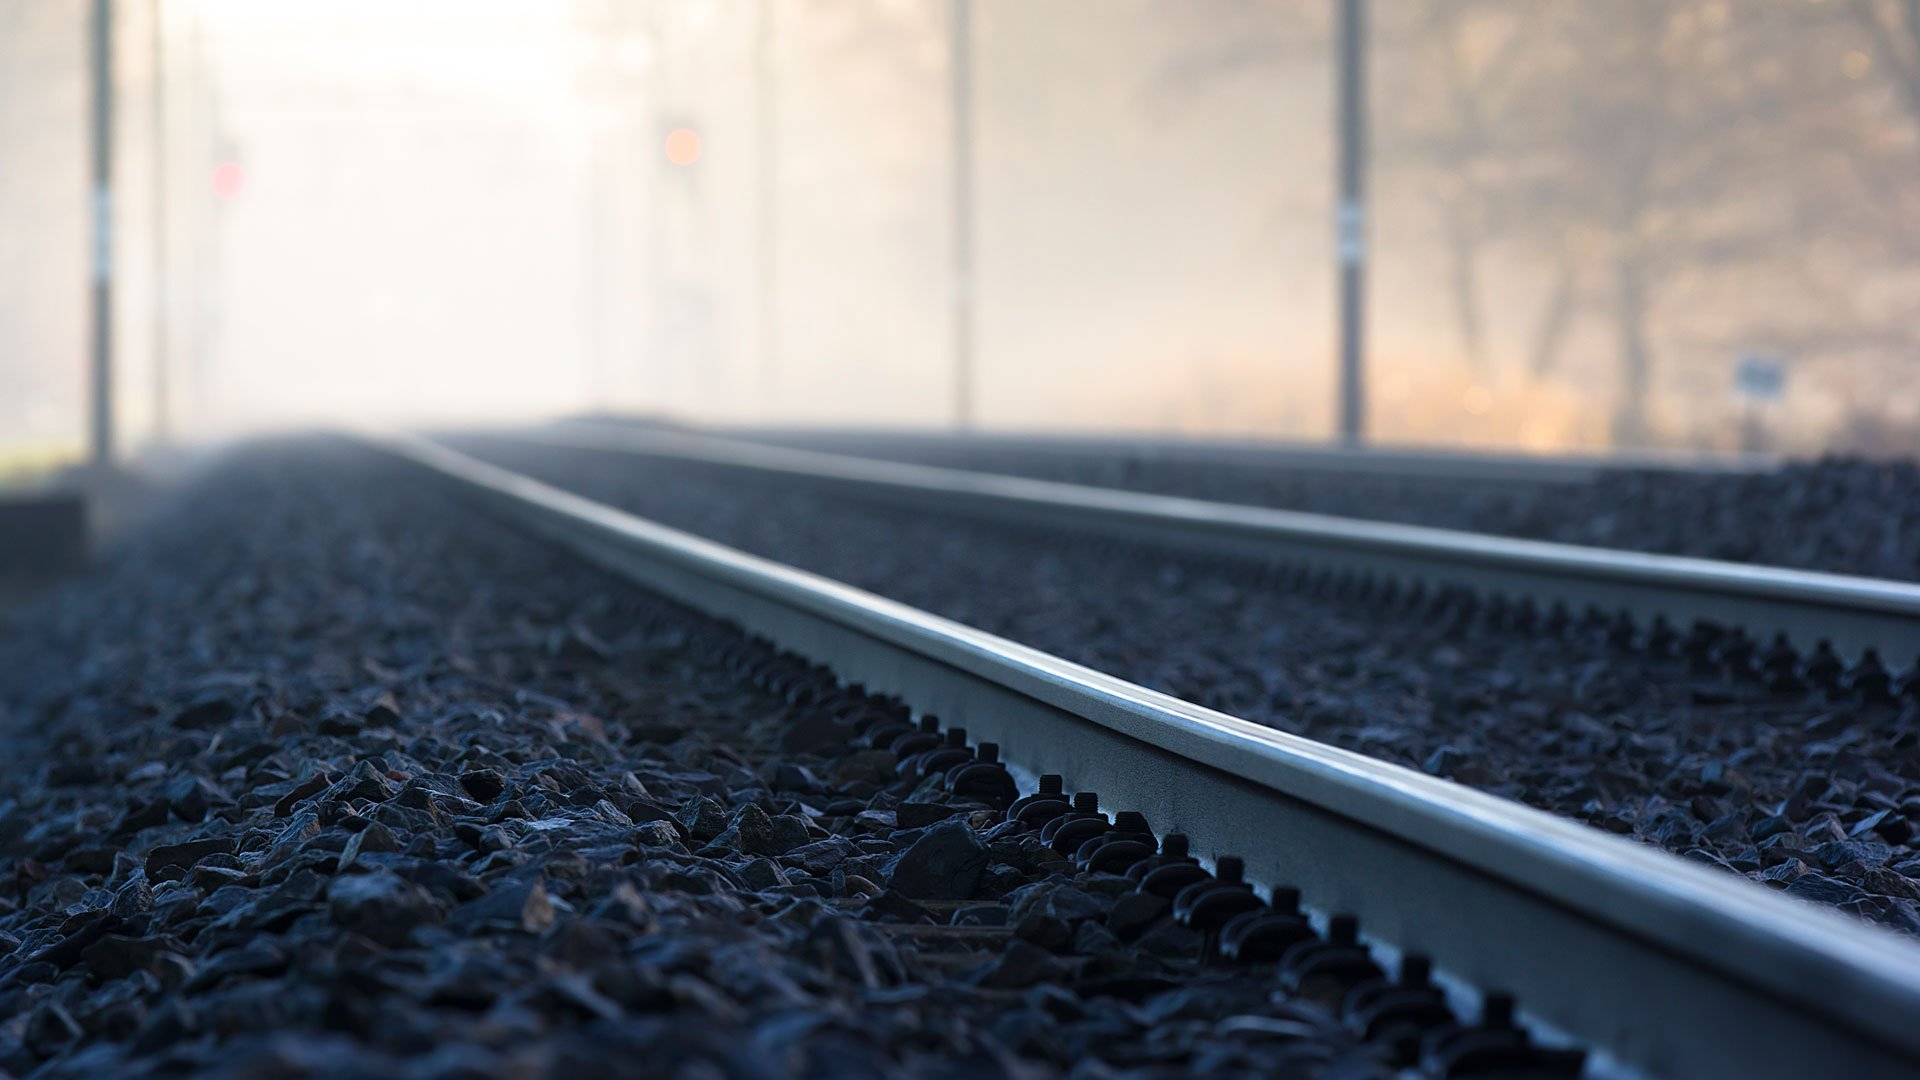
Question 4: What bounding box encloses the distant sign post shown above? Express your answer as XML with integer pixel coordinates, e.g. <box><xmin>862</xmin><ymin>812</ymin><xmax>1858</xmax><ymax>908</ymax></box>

<box><xmin>1734</xmin><ymin>352</ymin><xmax>1786</xmax><ymax>453</ymax></box>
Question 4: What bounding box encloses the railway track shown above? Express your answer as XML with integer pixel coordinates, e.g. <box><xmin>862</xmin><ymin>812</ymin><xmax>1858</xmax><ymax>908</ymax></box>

<box><xmin>468</xmin><ymin>423</ymin><xmax>1920</xmax><ymax>676</ymax></box>
<box><xmin>372</xmin><ymin>429</ymin><xmax>1920</xmax><ymax>1080</ymax></box>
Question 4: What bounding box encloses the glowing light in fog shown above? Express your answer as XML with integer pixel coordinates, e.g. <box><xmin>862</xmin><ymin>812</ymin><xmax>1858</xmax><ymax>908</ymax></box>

<box><xmin>663</xmin><ymin>128</ymin><xmax>703</xmax><ymax>167</ymax></box>
<box><xmin>212</xmin><ymin>161</ymin><xmax>247</xmax><ymax>201</ymax></box>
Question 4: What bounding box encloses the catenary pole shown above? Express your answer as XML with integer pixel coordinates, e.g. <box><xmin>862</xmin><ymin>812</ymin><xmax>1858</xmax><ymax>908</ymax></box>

<box><xmin>150</xmin><ymin>0</ymin><xmax>169</xmax><ymax>444</ymax></box>
<box><xmin>1335</xmin><ymin>0</ymin><xmax>1367</xmax><ymax>445</ymax></box>
<box><xmin>90</xmin><ymin>0</ymin><xmax>116</xmax><ymax>464</ymax></box>
<box><xmin>755</xmin><ymin>0</ymin><xmax>779</xmax><ymax>413</ymax></box>
<box><xmin>950</xmin><ymin>0</ymin><xmax>975</xmax><ymax>429</ymax></box>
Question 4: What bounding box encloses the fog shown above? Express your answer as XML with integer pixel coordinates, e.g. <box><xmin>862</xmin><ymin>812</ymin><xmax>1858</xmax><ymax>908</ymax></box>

<box><xmin>4</xmin><ymin>0</ymin><xmax>1918</xmax><ymax>467</ymax></box>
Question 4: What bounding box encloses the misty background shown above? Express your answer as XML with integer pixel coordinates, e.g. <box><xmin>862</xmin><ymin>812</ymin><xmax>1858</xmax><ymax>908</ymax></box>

<box><xmin>3</xmin><ymin>0</ymin><xmax>1918</xmax><ymax>469</ymax></box>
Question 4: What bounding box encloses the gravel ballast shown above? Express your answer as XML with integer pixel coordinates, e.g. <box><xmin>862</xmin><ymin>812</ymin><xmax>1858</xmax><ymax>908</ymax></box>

<box><xmin>455</xmin><ymin>438</ymin><xmax>1920</xmax><ymax>940</ymax></box>
<box><xmin>0</xmin><ymin>442</ymin><xmax>1551</xmax><ymax>1078</ymax></box>
<box><xmin>723</xmin><ymin>432</ymin><xmax>1920</xmax><ymax>582</ymax></box>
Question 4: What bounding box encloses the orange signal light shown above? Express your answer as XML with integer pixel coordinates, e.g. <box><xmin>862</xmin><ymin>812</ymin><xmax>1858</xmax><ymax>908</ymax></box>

<box><xmin>663</xmin><ymin>128</ymin><xmax>702</xmax><ymax>167</ymax></box>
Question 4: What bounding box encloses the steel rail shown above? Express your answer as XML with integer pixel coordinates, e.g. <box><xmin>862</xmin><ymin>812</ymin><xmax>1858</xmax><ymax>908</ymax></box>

<box><xmin>687</xmin><ymin>423</ymin><xmax>1776</xmax><ymax>484</ymax></box>
<box><xmin>477</xmin><ymin>424</ymin><xmax>1920</xmax><ymax>667</ymax></box>
<box><xmin>370</xmin><ymin>429</ymin><xmax>1920</xmax><ymax>1080</ymax></box>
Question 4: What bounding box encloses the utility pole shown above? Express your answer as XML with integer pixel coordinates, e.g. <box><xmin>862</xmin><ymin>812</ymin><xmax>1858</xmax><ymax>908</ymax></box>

<box><xmin>90</xmin><ymin>0</ymin><xmax>115</xmax><ymax>465</ymax></box>
<box><xmin>1335</xmin><ymin>0</ymin><xmax>1367</xmax><ymax>445</ymax></box>
<box><xmin>586</xmin><ymin>134</ymin><xmax>609</xmax><ymax>409</ymax></box>
<box><xmin>950</xmin><ymin>0</ymin><xmax>975</xmax><ymax>430</ymax></box>
<box><xmin>185</xmin><ymin>7</ymin><xmax>207</xmax><ymax>431</ymax></box>
<box><xmin>754</xmin><ymin>0</ymin><xmax>778</xmax><ymax>413</ymax></box>
<box><xmin>150</xmin><ymin>0</ymin><xmax>169</xmax><ymax>445</ymax></box>
<box><xmin>647</xmin><ymin>5</ymin><xmax>670</xmax><ymax>413</ymax></box>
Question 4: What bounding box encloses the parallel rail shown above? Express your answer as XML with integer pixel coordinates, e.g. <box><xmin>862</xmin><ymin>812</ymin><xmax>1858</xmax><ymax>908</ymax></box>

<box><xmin>372</xmin><ymin>430</ymin><xmax>1920</xmax><ymax>1080</ymax></box>
<box><xmin>472</xmin><ymin>424</ymin><xmax>1920</xmax><ymax>667</ymax></box>
<box><xmin>683</xmin><ymin>423</ymin><xmax>1777</xmax><ymax>485</ymax></box>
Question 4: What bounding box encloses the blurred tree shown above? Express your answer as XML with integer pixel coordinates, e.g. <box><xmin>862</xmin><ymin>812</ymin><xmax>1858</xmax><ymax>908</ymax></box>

<box><xmin>1379</xmin><ymin>1</ymin><xmax>1550</xmax><ymax>379</ymax></box>
<box><xmin>1496</xmin><ymin>1</ymin><xmax>1795</xmax><ymax>445</ymax></box>
<box><xmin>1850</xmin><ymin>0</ymin><xmax>1920</xmax><ymax>123</ymax></box>
<box><xmin>1152</xmin><ymin>0</ymin><xmax>1920</xmax><ymax>449</ymax></box>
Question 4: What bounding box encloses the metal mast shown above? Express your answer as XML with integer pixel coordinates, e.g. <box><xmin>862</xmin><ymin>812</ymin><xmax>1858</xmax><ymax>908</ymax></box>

<box><xmin>755</xmin><ymin>0</ymin><xmax>779</xmax><ymax>412</ymax></box>
<box><xmin>150</xmin><ymin>0</ymin><xmax>169</xmax><ymax>444</ymax></box>
<box><xmin>1335</xmin><ymin>0</ymin><xmax>1367</xmax><ymax>445</ymax></box>
<box><xmin>90</xmin><ymin>0</ymin><xmax>116</xmax><ymax>464</ymax></box>
<box><xmin>950</xmin><ymin>0</ymin><xmax>975</xmax><ymax>429</ymax></box>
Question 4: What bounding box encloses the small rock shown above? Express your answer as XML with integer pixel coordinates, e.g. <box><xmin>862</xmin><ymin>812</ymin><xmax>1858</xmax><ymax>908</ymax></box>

<box><xmin>171</xmin><ymin>697</ymin><xmax>238</xmax><ymax>730</ymax></box>
<box><xmin>364</xmin><ymin>693</ymin><xmax>403</xmax><ymax>727</ymax></box>
<box><xmin>1422</xmin><ymin>746</ymin><xmax>1468</xmax><ymax>776</ymax></box>
<box><xmin>841</xmin><ymin>874</ymin><xmax>883</xmax><ymax>898</ymax></box>
<box><xmin>1699</xmin><ymin>760</ymin><xmax>1750</xmax><ymax>795</ymax></box>
<box><xmin>330</xmin><ymin>760</ymin><xmax>398</xmax><ymax>803</ymax></box>
<box><xmin>805</xmin><ymin>915</ymin><xmax>897</xmax><ymax>989</ymax></box>
<box><xmin>886</xmin><ymin>817</ymin><xmax>987</xmax><ymax>901</ymax></box>
<box><xmin>459</xmin><ymin>768</ymin><xmax>507</xmax><ymax>803</ymax></box>
<box><xmin>448</xmin><ymin>878</ymin><xmax>556</xmax><ymax>934</ymax></box>
<box><xmin>976</xmin><ymin>939</ymin><xmax>1071</xmax><ymax>989</ymax></box>
<box><xmin>339</xmin><ymin>821</ymin><xmax>401</xmax><ymax>868</ymax></box>
<box><xmin>1013</xmin><ymin>914</ymin><xmax>1072</xmax><ymax>951</ymax></box>
<box><xmin>1785</xmin><ymin>873</ymin><xmax>1859</xmax><ymax>905</ymax></box>
<box><xmin>738</xmin><ymin>857</ymin><xmax>788</xmax><ymax>890</ymax></box>
<box><xmin>317</xmin><ymin>709</ymin><xmax>364</xmax><ymax>737</ymax></box>
<box><xmin>144</xmin><ymin>836</ymin><xmax>235</xmax><ymax>878</ymax></box>
<box><xmin>272</xmin><ymin>771</ymin><xmax>333</xmax><ymax>818</ymax></box>
<box><xmin>768</xmin><ymin>814</ymin><xmax>812</xmax><ymax>854</ymax></box>
<box><xmin>109</xmin><ymin>877</ymin><xmax>155</xmax><ymax>919</ymax></box>
<box><xmin>1072</xmin><ymin>920</ymin><xmax>1123</xmax><ymax>957</ymax></box>
<box><xmin>326</xmin><ymin>871</ymin><xmax>441</xmax><ymax>946</ymax></box>
<box><xmin>1865</xmin><ymin>868</ymin><xmax>1920</xmax><ymax>902</ymax></box>
<box><xmin>30</xmin><ymin>912</ymin><xmax>124</xmax><ymax>969</ymax></box>
<box><xmin>677</xmin><ymin>797</ymin><xmax>732</xmax><ymax>845</ymax></box>
<box><xmin>633</xmin><ymin>820</ymin><xmax>682</xmax><ymax>849</ymax></box>
<box><xmin>1815</xmin><ymin>838</ymin><xmax>1893</xmax><ymax>871</ymax></box>
<box><xmin>711</xmin><ymin>804</ymin><xmax>779</xmax><ymax>856</ymax></box>
<box><xmin>550</xmin><ymin>625</ymin><xmax>611</xmax><ymax>662</ymax></box>
<box><xmin>851</xmin><ymin>809</ymin><xmax>896</xmax><ymax>834</ymax></box>
<box><xmin>784</xmin><ymin>837</ymin><xmax>855</xmax><ymax>875</ymax></box>
<box><xmin>897</xmin><ymin>802</ymin><xmax>968</xmax><ymax>829</ymax></box>
<box><xmin>162</xmin><ymin>776</ymin><xmax>230</xmax><ymax>822</ymax></box>
<box><xmin>81</xmin><ymin>934</ymin><xmax>171</xmax><ymax>981</ymax></box>
<box><xmin>1107</xmin><ymin>891</ymin><xmax>1171</xmax><ymax>940</ymax></box>
<box><xmin>1006</xmin><ymin>881</ymin><xmax>1111</xmax><ymax>924</ymax></box>
<box><xmin>187</xmin><ymin>864</ymin><xmax>251</xmax><ymax>891</ymax></box>
<box><xmin>863</xmin><ymin>889</ymin><xmax>935</xmax><ymax>924</ymax></box>
<box><xmin>24</xmin><ymin>1001</ymin><xmax>83</xmax><ymax>1057</ymax></box>
<box><xmin>185</xmin><ymin>942</ymin><xmax>289</xmax><ymax>992</ymax></box>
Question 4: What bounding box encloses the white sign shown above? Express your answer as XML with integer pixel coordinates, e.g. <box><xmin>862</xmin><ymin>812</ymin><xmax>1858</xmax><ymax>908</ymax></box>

<box><xmin>1734</xmin><ymin>353</ymin><xmax>1786</xmax><ymax>401</ymax></box>
<box><xmin>1336</xmin><ymin>200</ymin><xmax>1365</xmax><ymax>266</ymax></box>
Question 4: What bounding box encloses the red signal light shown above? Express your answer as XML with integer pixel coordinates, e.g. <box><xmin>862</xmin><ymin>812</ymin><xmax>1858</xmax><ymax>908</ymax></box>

<box><xmin>212</xmin><ymin>161</ymin><xmax>245</xmax><ymax>201</ymax></box>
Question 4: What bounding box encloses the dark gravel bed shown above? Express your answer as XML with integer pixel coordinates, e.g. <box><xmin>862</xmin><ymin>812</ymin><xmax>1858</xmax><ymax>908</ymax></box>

<box><xmin>455</xmin><ymin>439</ymin><xmax>1920</xmax><ymax>940</ymax></box>
<box><xmin>730</xmin><ymin>434</ymin><xmax>1920</xmax><ymax>582</ymax></box>
<box><xmin>0</xmin><ymin>441</ymin><xmax>1556</xmax><ymax>1079</ymax></box>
